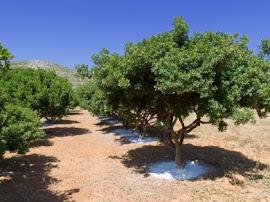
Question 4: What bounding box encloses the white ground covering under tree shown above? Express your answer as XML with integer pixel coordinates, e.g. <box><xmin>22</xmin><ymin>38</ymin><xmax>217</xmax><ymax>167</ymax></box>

<box><xmin>113</xmin><ymin>128</ymin><xmax>160</xmax><ymax>143</ymax></box>
<box><xmin>148</xmin><ymin>160</ymin><xmax>215</xmax><ymax>180</ymax></box>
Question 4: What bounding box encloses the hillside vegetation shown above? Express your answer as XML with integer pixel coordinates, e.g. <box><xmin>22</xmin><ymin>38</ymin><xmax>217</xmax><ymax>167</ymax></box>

<box><xmin>11</xmin><ymin>60</ymin><xmax>86</xmax><ymax>87</ymax></box>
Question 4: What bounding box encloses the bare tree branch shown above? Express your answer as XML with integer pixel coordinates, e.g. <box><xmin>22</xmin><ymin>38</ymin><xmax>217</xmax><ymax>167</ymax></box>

<box><xmin>172</xmin><ymin>117</ymin><xmax>178</xmax><ymax>127</ymax></box>
<box><xmin>179</xmin><ymin>116</ymin><xmax>185</xmax><ymax>128</ymax></box>
<box><xmin>200</xmin><ymin>120</ymin><xmax>211</xmax><ymax>124</ymax></box>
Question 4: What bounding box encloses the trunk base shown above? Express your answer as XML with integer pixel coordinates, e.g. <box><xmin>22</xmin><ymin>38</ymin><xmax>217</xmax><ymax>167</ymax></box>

<box><xmin>175</xmin><ymin>158</ymin><xmax>185</xmax><ymax>168</ymax></box>
<box><xmin>175</xmin><ymin>142</ymin><xmax>184</xmax><ymax>168</ymax></box>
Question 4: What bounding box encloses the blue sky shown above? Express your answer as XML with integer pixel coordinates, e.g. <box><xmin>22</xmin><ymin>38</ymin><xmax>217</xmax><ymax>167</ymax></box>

<box><xmin>0</xmin><ymin>0</ymin><xmax>269</xmax><ymax>67</ymax></box>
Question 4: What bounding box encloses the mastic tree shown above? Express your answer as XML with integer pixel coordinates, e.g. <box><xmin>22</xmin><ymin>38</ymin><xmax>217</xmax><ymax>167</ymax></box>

<box><xmin>0</xmin><ymin>42</ymin><xmax>14</xmax><ymax>71</ymax></box>
<box><xmin>259</xmin><ymin>39</ymin><xmax>270</xmax><ymax>61</ymax></box>
<box><xmin>88</xmin><ymin>48</ymin><xmax>159</xmax><ymax>129</ymax></box>
<box><xmin>75</xmin><ymin>64</ymin><xmax>91</xmax><ymax>78</ymax></box>
<box><xmin>0</xmin><ymin>103</ymin><xmax>44</xmax><ymax>157</ymax></box>
<box><xmin>88</xmin><ymin>50</ymin><xmax>126</xmax><ymax>117</ymax></box>
<box><xmin>75</xmin><ymin>79</ymin><xmax>98</xmax><ymax>110</ymax></box>
<box><xmin>0</xmin><ymin>68</ymin><xmax>74</xmax><ymax>120</ymax></box>
<box><xmin>0</xmin><ymin>44</ymin><xmax>44</xmax><ymax>158</ymax></box>
<box><xmin>153</xmin><ymin>32</ymin><xmax>270</xmax><ymax>165</ymax></box>
<box><xmin>82</xmin><ymin>17</ymin><xmax>270</xmax><ymax>166</ymax></box>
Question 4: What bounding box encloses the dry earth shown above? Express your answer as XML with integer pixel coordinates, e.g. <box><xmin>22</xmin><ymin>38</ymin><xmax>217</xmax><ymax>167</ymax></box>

<box><xmin>0</xmin><ymin>109</ymin><xmax>270</xmax><ymax>202</ymax></box>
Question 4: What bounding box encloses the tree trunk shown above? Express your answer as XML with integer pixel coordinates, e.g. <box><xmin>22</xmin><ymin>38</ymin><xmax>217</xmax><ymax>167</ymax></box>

<box><xmin>0</xmin><ymin>151</ymin><xmax>4</xmax><ymax>159</ymax></box>
<box><xmin>138</xmin><ymin>120</ymin><xmax>144</xmax><ymax>135</ymax></box>
<box><xmin>174</xmin><ymin>130</ymin><xmax>185</xmax><ymax>167</ymax></box>
<box><xmin>124</xmin><ymin>120</ymin><xmax>129</xmax><ymax>129</ymax></box>
<box><xmin>175</xmin><ymin>141</ymin><xmax>183</xmax><ymax>167</ymax></box>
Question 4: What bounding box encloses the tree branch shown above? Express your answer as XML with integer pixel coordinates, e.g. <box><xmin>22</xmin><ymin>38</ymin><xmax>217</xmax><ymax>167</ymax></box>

<box><xmin>159</xmin><ymin>96</ymin><xmax>171</xmax><ymax>109</ymax></box>
<box><xmin>200</xmin><ymin>120</ymin><xmax>211</xmax><ymax>124</ymax></box>
<box><xmin>183</xmin><ymin>117</ymin><xmax>201</xmax><ymax>134</ymax></box>
<box><xmin>193</xmin><ymin>106</ymin><xmax>199</xmax><ymax>116</ymax></box>
<box><xmin>179</xmin><ymin>116</ymin><xmax>185</xmax><ymax>128</ymax></box>
<box><xmin>186</xmin><ymin>119</ymin><xmax>200</xmax><ymax>133</ymax></box>
<box><xmin>172</xmin><ymin>117</ymin><xmax>178</xmax><ymax>127</ymax></box>
<box><xmin>179</xmin><ymin>131</ymin><xmax>185</xmax><ymax>145</ymax></box>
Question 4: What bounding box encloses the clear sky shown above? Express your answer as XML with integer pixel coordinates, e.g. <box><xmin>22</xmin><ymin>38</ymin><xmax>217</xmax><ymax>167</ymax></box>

<box><xmin>0</xmin><ymin>0</ymin><xmax>269</xmax><ymax>67</ymax></box>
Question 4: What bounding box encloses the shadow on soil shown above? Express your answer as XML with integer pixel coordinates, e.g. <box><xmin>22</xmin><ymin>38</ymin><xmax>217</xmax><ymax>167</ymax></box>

<box><xmin>40</xmin><ymin>120</ymin><xmax>80</xmax><ymax>128</ymax></box>
<box><xmin>44</xmin><ymin>127</ymin><xmax>91</xmax><ymax>138</ymax></box>
<box><xmin>30</xmin><ymin>139</ymin><xmax>54</xmax><ymax>148</ymax></box>
<box><xmin>68</xmin><ymin>110</ymin><xmax>83</xmax><ymax>116</ymax></box>
<box><xmin>110</xmin><ymin>144</ymin><xmax>268</xmax><ymax>179</ymax></box>
<box><xmin>45</xmin><ymin>120</ymin><xmax>80</xmax><ymax>125</ymax></box>
<box><xmin>95</xmin><ymin>121</ymin><xmax>109</xmax><ymax>127</ymax></box>
<box><xmin>31</xmin><ymin>127</ymin><xmax>91</xmax><ymax>148</ymax></box>
<box><xmin>0</xmin><ymin>154</ymin><xmax>79</xmax><ymax>202</ymax></box>
<box><xmin>98</xmin><ymin>125</ymin><xmax>124</xmax><ymax>133</ymax></box>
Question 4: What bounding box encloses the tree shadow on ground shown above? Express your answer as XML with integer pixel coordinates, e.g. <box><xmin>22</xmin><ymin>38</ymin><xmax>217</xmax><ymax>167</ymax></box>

<box><xmin>95</xmin><ymin>119</ymin><xmax>120</xmax><ymax>127</ymax></box>
<box><xmin>98</xmin><ymin>125</ymin><xmax>125</xmax><ymax>133</ymax></box>
<box><xmin>30</xmin><ymin>139</ymin><xmax>54</xmax><ymax>148</ymax></box>
<box><xmin>115</xmin><ymin>137</ymin><xmax>134</xmax><ymax>145</ymax></box>
<box><xmin>40</xmin><ymin>120</ymin><xmax>80</xmax><ymax>128</ymax></box>
<box><xmin>95</xmin><ymin>121</ymin><xmax>113</xmax><ymax>127</ymax></box>
<box><xmin>0</xmin><ymin>154</ymin><xmax>79</xmax><ymax>202</ymax></box>
<box><xmin>110</xmin><ymin>144</ymin><xmax>268</xmax><ymax>179</ymax></box>
<box><xmin>43</xmin><ymin>127</ymin><xmax>91</xmax><ymax>138</ymax></box>
<box><xmin>31</xmin><ymin>127</ymin><xmax>91</xmax><ymax>148</ymax></box>
<box><xmin>46</xmin><ymin>120</ymin><xmax>80</xmax><ymax>125</ymax></box>
<box><xmin>68</xmin><ymin>110</ymin><xmax>83</xmax><ymax>116</ymax></box>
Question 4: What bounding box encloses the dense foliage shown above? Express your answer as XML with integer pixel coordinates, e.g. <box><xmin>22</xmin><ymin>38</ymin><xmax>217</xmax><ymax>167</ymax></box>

<box><xmin>0</xmin><ymin>68</ymin><xmax>74</xmax><ymax>120</ymax></box>
<box><xmin>0</xmin><ymin>43</ymin><xmax>44</xmax><ymax>157</ymax></box>
<box><xmin>0</xmin><ymin>103</ymin><xmax>44</xmax><ymax>157</ymax></box>
<box><xmin>77</xmin><ymin>17</ymin><xmax>270</xmax><ymax>166</ymax></box>
<box><xmin>75</xmin><ymin>64</ymin><xmax>91</xmax><ymax>78</ymax></box>
<box><xmin>0</xmin><ymin>43</ymin><xmax>14</xmax><ymax>71</ymax></box>
<box><xmin>259</xmin><ymin>39</ymin><xmax>270</xmax><ymax>61</ymax></box>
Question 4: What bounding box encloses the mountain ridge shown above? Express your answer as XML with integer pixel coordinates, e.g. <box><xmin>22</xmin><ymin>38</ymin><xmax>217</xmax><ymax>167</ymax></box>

<box><xmin>11</xmin><ymin>60</ymin><xmax>86</xmax><ymax>87</ymax></box>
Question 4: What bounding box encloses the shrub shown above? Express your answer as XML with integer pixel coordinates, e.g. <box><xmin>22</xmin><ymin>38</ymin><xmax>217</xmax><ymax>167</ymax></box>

<box><xmin>0</xmin><ymin>68</ymin><xmax>74</xmax><ymax>120</ymax></box>
<box><xmin>0</xmin><ymin>42</ymin><xmax>14</xmax><ymax>71</ymax></box>
<box><xmin>0</xmin><ymin>103</ymin><xmax>44</xmax><ymax>158</ymax></box>
<box><xmin>75</xmin><ymin>64</ymin><xmax>91</xmax><ymax>78</ymax></box>
<box><xmin>0</xmin><ymin>43</ymin><xmax>44</xmax><ymax>158</ymax></box>
<box><xmin>75</xmin><ymin>80</ymin><xmax>96</xmax><ymax>110</ymax></box>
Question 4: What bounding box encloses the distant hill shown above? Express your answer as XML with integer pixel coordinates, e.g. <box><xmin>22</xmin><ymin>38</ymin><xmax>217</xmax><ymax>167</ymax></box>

<box><xmin>11</xmin><ymin>60</ymin><xmax>86</xmax><ymax>87</ymax></box>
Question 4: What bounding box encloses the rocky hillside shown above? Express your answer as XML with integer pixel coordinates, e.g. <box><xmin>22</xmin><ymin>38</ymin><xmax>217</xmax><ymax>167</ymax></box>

<box><xmin>11</xmin><ymin>60</ymin><xmax>86</xmax><ymax>87</ymax></box>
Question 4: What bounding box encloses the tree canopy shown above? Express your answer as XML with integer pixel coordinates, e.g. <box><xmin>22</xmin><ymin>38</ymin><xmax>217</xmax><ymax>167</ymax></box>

<box><xmin>0</xmin><ymin>68</ymin><xmax>74</xmax><ymax>120</ymax></box>
<box><xmin>259</xmin><ymin>39</ymin><xmax>270</xmax><ymax>61</ymax></box>
<box><xmin>0</xmin><ymin>42</ymin><xmax>13</xmax><ymax>71</ymax></box>
<box><xmin>77</xmin><ymin>17</ymin><xmax>270</xmax><ymax>166</ymax></box>
<box><xmin>0</xmin><ymin>44</ymin><xmax>44</xmax><ymax>157</ymax></box>
<box><xmin>75</xmin><ymin>64</ymin><xmax>91</xmax><ymax>78</ymax></box>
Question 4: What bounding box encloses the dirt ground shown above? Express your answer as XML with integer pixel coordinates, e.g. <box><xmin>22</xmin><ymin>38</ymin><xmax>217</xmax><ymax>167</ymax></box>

<box><xmin>0</xmin><ymin>109</ymin><xmax>270</xmax><ymax>202</ymax></box>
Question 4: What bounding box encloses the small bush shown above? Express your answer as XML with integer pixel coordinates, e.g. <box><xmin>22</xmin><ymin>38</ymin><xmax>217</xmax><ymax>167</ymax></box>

<box><xmin>75</xmin><ymin>81</ymin><xmax>94</xmax><ymax>109</ymax></box>
<box><xmin>0</xmin><ymin>104</ymin><xmax>44</xmax><ymax>157</ymax></box>
<box><xmin>75</xmin><ymin>64</ymin><xmax>91</xmax><ymax>78</ymax></box>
